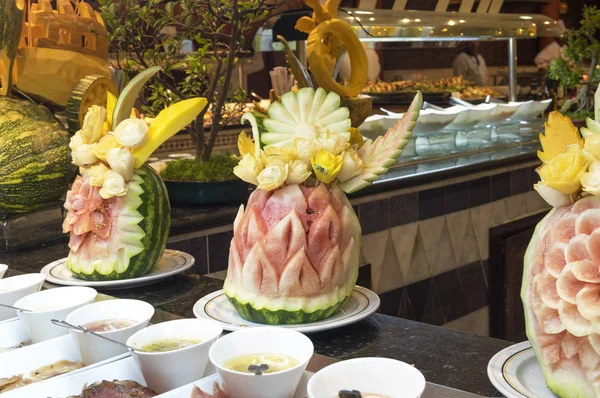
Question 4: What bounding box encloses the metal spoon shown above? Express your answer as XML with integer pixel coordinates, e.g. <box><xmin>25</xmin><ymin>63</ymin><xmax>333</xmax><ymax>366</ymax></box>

<box><xmin>0</xmin><ymin>303</ymin><xmax>32</xmax><ymax>312</ymax></box>
<box><xmin>51</xmin><ymin>319</ymin><xmax>139</xmax><ymax>352</ymax></box>
<box><xmin>422</xmin><ymin>101</ymin><xmax>444</xmax><ymax>111</ymax></box>
<box><xmin>449</xmin><ymin>96</ymin><xmax>473</xmax><ymax>108</ymax></box>
<box><xmin>380</xmin><ymin>107</ymin><xmax>402</xmax><ymax>116</ymax></box>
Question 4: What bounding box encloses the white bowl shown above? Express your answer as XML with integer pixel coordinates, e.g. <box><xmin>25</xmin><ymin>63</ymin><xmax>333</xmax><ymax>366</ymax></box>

<box><xmin>483</xmin><ymin>102</ymin><xmax>522</xmax><ymax>124</ymax></box>
<box><xmin>0</xmin><ymin>264</ymin><xmax>7</xmax><ymax>279</ymax></box>
<box><xmin>66</xmin><ymin>299</ymin><xmax>155</xmax><ymax>365</ymax></box>
<box><xmin>14</xmin><ymin>286</ymin><xmax>97</xmax><ymax>343</ymax></box>
<box><xmin>446</xmin><ymin>104</ymin><xmax>497</xmax><ymax>129</ymax></box>
<box><xmin>0</xmin><ymin>273</ymin><xmax>45</xmax><ymax>321</ymax></box>
<box><xmin>511</xmin><ymin>99</ymin><xmax>552</xmax><ymax>121</ymax></box>
<box><xmin>307</xmin><ymin>357</ymin><xmax>426</xmax><ymax>398</ymax></box>
<box><xmin>127</xmin><ymin>318</ymin><xmax>223</xmax><ymax>393</ymax></box>
<box><xmin>209</xmin><ymin>327</ymin><xmax>314</xmax><ymax>398</ymax></box>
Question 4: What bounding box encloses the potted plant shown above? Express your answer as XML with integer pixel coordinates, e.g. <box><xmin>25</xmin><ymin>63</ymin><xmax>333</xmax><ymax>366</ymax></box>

<box><xmin>549</xmin><ymin>5</ymin><xmax>600</xmax><ymax>121</ymax></box>
<box><xmin>99</xmin><ymin>0</ymin><xmax>283</xmax><ymax>205</ymax></box>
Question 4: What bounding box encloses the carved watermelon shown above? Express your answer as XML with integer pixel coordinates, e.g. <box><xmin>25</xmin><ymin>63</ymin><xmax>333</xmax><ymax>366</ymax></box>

<box><xmin>522</xmin><ymin>196</ymin><xmax>600</xmax><ymax>398</ymax></box>
<box><xmin>224</xmin><ymin>183</ymin><xmax>361</xmax><ymax>324</ymax></box>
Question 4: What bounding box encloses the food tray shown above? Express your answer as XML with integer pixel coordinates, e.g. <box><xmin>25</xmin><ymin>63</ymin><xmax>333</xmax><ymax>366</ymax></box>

<box><xmin>0</xmin><ymin>334</ymin><xmax>82</xmax><ymax>391</ymax></box>
<box><xmin>1</xmin><ymin>353</ymin><xmax>138</xmax><ymax>397</ymax></box>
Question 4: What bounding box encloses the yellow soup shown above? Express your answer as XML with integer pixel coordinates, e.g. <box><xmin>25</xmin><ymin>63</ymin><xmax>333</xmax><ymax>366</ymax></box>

<box><xmin>139</xmin><ymin>338</ymin><xmax>202</xmax><ymax>352</ymax></box>
<box><xmin>224</xmin><ymin>353</ymin><xmax>299</xmax><ymax>374</ymax></box>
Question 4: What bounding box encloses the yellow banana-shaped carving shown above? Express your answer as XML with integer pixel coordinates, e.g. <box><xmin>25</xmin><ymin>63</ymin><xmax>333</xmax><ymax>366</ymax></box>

<box><xmin>296</xmin><ymin>0</ymin><xmax>367</xmax><ymax>98</ymax></box>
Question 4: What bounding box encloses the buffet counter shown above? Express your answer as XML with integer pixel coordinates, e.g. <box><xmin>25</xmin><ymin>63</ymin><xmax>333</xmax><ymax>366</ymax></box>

<box><xmin>2</xmin><ymin>265</ymin><xmax>508</xmax><ymax>397</ymax></box>
<box><xmin>2</xmin><ymin>132</ymin><xmax>546</xmax><ymax>338</ymax></box>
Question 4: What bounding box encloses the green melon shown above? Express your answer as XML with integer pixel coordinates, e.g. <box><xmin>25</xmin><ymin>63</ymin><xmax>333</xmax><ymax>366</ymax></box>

<box><xmin>0</xmin><ymin>97</ymin><xmax>76</xmax><ymax>215</ymax></box>
<box><xmin>66</xmin><ymin>165</ymin><xmax>170</xmax><ymax>280</ymax></box>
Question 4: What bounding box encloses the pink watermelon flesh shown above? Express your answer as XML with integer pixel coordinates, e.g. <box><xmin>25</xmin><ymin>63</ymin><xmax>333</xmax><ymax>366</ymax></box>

<box><xmin>523</xmin><ymin>196</ymin><xmax>600</xmax><ymax>397</ymax></box>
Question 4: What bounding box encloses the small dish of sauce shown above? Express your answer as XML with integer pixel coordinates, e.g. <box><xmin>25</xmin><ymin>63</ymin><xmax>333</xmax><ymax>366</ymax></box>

<box><xmin>83</xmin><ymin>319</ymin><xmax>136</xmax><ymax>332</ymax></box>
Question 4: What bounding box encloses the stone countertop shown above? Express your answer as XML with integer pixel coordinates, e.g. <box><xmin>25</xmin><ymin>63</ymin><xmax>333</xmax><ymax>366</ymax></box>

<box><xmin>4</xmin><ymin>258</ymin><xmax>508</xmax><ymax>397</ymax></box>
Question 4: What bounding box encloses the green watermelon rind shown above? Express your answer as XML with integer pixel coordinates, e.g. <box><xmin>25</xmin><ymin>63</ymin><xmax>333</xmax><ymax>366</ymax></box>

<box><xmin>227</xmin><ymin>295</ymin><xmax>348</xmax><ymax>325</ymax></box>
<box><xmin>521</xmin><ymin>209</ymin><xmax>596</xmax><ymax>398</ymax></box>
<box><xmin>66</xmin><ymin>165</ymin><xmax>170</xmax><ymax>281</ymax></box>
<box><xmin>223</xmin><ymin>265</ymin><xmax>358</xmax><ymax>325</ymax></box>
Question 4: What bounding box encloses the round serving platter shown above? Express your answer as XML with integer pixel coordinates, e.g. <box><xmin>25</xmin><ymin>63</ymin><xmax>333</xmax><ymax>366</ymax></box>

<box><xmin>193</xmin><ymin>285</ymin><xmax>380</xmax><ymax>333</ymax></box>
<box><xmin>488</xmin><ymin>341</ymin><xmax>558</xmax><ymax>398</ymax></box>
<box><xmin>40</xmin><ymin>249</ymin><xmax>194</xmax><ymax>289</ymax></box>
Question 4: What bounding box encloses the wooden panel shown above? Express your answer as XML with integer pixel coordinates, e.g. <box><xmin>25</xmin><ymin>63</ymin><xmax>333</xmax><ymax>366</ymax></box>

<box><xmin>488</xmin><ymin>212</ymin><xmax>547</xmax><ymax>341</ymax></box>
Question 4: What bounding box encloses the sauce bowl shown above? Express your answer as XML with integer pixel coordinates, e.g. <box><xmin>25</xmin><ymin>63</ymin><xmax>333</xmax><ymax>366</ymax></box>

<box><xmin>14</xmin><ymin>286</ymin><xmax>97</xmax><ymax>343</ymax></box>
<box><xmin>209</xmin><ymin>327</ymin><xmax>314</xmax><ymax>398</ymax></box>
<box><xmin>0</xmin><ymin>273</ymin><xmax>46</xmax><ymax>321</ymax></box>
<box><xmin>307</xmin><ymin>357</ymin><xmax>426</xmax><ymax>398</ymax></box>
<box><xmin>66</xmin><ymin>298</ymin><xmax>154</xmax><ymax>365</ymax></box>
<box><xmin>127</xmin><ymin>318</ymin><xmax>223</xmax><ymax>393</ymax></box>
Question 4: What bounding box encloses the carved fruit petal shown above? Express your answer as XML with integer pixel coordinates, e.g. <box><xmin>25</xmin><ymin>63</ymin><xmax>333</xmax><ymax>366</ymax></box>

<box><xmin>262</xmin><ymin>185</ymin><xmax>308</xmax><ymax>229</ymax></box>
<box><xmin>571</xmin><ymin>260</ymin><xmax>600</xmax><ymax>283</ymax></box>
<box><xmin>534</xmin><ymin>271</ymin><xmax>560</xmax><ymax>310</ymax></box>
<box><xmin>558</xmin><ymin>300</ymin><xmax>593</xmax><ymax>337</ymax></box>
<box><xmin>306</xmin><ymin>205</ymin><xmax>341</xmax><ymax>265</ymax></box>
<box><xmin>576</xmin><ymin>209</ymin><xmax>600</xmax><ymax>235</ymax></box>
<box><xmin>576</xmin><ymin>285</ymin><xmax>600</xmax><ymax>320</ymax></box>
<box><xmin>263</xmin><ymin>210</ymin><xmax>307</xmax><ymax>275</ymax></box>
<box><xmin>242</xmin><ymin>242</ymin><xmax>279</xmax><ymax>296</ymax></box>
<box><xmin>545</xmin><ymin>242</ymin><xmax>567</xmax><ymax>278</ymax></box>
<box><xmin>557</xmin><ymin>264</ymin><xmax>587</xmax><ymax>304</ymax></box>
<box><xmin>317</xmin><ymin>246</ymin><xmax>343</xmax><ymax>291</ymax></box>
<box><xmin>562</xmin><ymin>332</ymin><xmax>580</xmax><ymax>359</ymax></box>
<box><xmin>279</xmin><ymin>249</ymin><xmax>320</xmax><ymax>297</ymax></box>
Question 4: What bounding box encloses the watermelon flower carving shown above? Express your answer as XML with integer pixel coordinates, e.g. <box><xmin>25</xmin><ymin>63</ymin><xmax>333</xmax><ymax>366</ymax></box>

<box><xmin>226</xmin><ymin>88</ymin><xmax>421</xmax><ymax>324</ymax></box>
<box><xmin>63</xmin><ymin>68</ymin><xmax>207</xmax><ymax>281</ymax></box>
<box><xmin>523</xmin><ymin>84</ymin><xmax>600</xmax><ymax>397</ymax></box>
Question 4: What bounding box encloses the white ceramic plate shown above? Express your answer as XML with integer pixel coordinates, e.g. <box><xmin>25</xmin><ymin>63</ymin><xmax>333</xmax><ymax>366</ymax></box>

<box><xmin>488</xmin><ymin>341</ymin><xmax>558</xmax><ymax>398</ymax></box>
<box><xmin>157</xmin><ymin>370</ymin><xmax>312</xmax><ymax>397</ymax></box>
<box><xmin>193</xmin><ymin>286</ymin><xmax>380</xmax><ymax>333</ymax></box>
<box><xmin>40</xmin><ymin>250</ymin><xmax>194</xmax><ymax>289</ymax></box>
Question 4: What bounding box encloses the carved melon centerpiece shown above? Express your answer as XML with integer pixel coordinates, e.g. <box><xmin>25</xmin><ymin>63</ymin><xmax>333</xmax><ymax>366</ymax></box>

<box><xmin>225</xmin><ymin>87</ymin><xmax>422</xmax><ymax>324</ymax></box>
<box><xmin>63</xmin><ymin>68</ymin><xmax>207</xmax><ymax>280</ymax></box>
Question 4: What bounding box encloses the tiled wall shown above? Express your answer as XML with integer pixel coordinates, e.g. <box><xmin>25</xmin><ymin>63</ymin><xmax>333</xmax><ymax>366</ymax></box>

<box><xmin>167</xmin><ymin>162</ymin><xmax>549</xmax><ymax>336</ymax></box>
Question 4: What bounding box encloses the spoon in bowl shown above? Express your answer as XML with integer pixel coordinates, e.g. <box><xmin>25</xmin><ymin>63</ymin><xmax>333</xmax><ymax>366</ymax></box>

<box><xmin>51</xmin><ymin>319</ymin><xmax>140</xmax><ymax>352</ymax></box>
<box><xmin>0</xmin><ymin>303</ymin><xmax>32</xmax><ymax>312</ymax></box>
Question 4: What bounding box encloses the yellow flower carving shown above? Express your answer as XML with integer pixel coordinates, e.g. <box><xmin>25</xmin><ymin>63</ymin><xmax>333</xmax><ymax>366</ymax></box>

<box><xmin>311</xmin><ymin>149</ymin><xmax>343</xmax><ymax>184</ymax></box>
<box><xmin>537</xmin><ymin>144</ymin><xmax>588</xmax><ymax>195</ymax></box>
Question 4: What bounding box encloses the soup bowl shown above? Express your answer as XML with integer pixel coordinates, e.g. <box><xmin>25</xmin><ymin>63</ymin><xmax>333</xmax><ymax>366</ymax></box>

<box><xmin>66</xmin><ymin>299</ymin><xmax>155</xmax><ymax>365</ymax></box>
<box><xmin>209</xmin><ymin>327</ymin><xmax>314</xmax><ymax>398</ymax></box>
<box><xmin>307</xmin><ymin>357</ymin><xmax>426</xmax><ymax>398</ymax></box>
<box><xmin>127</xmin><ymin>318</ymin><xmax>223</xmax><ymax>393</ymax></box>
<box><xmin>0</xmin><ymin>273</ymin><xmax>46</xmax><ymax>321</ymax></box>
<box><xmin>14</xmin><ymin>286</ymin><xmax>97</xmax><ymax>343</ymax></box>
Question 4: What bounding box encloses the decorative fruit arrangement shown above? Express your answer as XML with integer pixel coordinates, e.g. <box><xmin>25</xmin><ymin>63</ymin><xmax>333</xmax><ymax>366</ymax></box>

<box><xmin>225</xmin><ymin>87</ymin><xmax>422</xmax><ymax>324</ymax></box>
<box><xmin>0</xmin><ymin>97</ymin><xmax>75</xmax><ymax>215</ymax></box>
<box><xmin>63</xmin><ymin>68</ymin><xmax>207</xmax><ymax>280</ymax></box>
<box><xmin>522</xmin><ymin>85</ymin><xmax>600</xmax><ymax>397</ymax></box>
<box><xmin>274</xmin><ymin>0</ymin><xmax>370</xmax><ymax>128</ymax></box>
